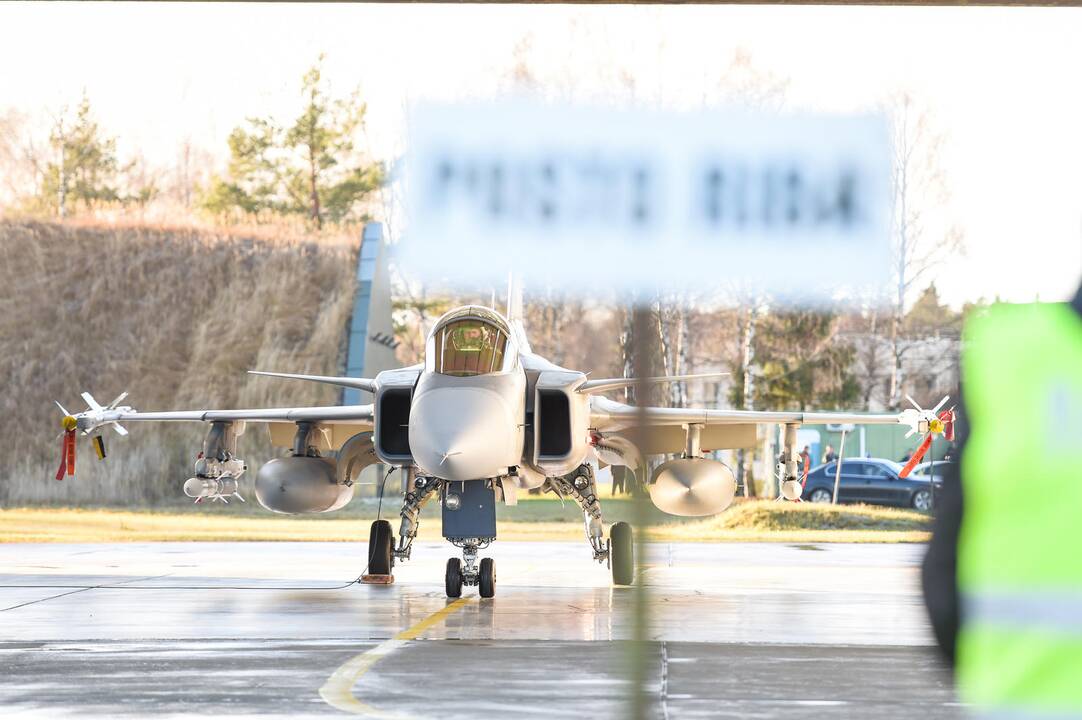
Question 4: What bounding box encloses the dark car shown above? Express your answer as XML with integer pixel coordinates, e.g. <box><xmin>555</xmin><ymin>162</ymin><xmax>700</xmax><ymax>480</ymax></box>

<box><xmin>801</xmin><ymin>458</ymin><xmax>938</xmax><ymax>511</ymax></box>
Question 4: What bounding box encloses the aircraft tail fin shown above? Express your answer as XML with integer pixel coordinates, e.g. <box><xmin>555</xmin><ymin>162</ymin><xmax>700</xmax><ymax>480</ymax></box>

<box><xmin>506</xmin><ymin>272</ymin><xmax>531</xmax><ymax>353</ymax></box>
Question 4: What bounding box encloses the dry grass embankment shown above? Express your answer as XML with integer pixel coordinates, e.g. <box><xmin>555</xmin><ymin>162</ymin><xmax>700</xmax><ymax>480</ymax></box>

<box><xmin>0</xmin><ymin>219</ymin><xmax>359</xmax><ymax>505</ymax></box>
<box><xmin>651</xmin><ymin>499</ymin><xmax>932</xmax><ymax>543</ymax></box>
<box><xmin>0</xmin><ymin>500</ymin><xmax>931</xmax><ymax>543</ymax></box>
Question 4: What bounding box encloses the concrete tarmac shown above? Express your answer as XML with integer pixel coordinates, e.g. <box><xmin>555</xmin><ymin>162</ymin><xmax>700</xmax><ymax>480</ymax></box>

<box><xmin>0</xmin><ymin>541</ymin><xmax>961</xmax><ymax>718</ymax></box>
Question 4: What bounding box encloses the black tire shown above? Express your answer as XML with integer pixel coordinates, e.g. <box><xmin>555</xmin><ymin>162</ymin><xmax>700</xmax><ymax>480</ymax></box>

<box><xmin>808</xmin><ymin>488</ymin><xmax>833</xmax><ymax>504</ymax></box>
<box><xmin>445</xmin><ymin>557</ymin><xmax>463</xmax><ymax>598</ymax></box>
<box><xmin>912</xmin><ymin>489</ymin><xmax>933</xmax><ymax>512</ymax></box>
<box><xmin>479</xmin><ymin>557</ymin><xmax>496</xmax><ymax>599</ymax></box>
<box><xmin>610</xmin><ymin>521</ymin><xmax>634</xmax><ymax>586</ymax></box>
<box><xmin>367</xmin><ymin>520</ymin><xmax>394</xmax><ymax>576</ymax></box>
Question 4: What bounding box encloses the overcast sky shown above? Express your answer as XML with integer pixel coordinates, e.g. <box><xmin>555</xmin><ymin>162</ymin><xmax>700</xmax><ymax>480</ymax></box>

<box><xmin>2</xmin><ymin>2</ymin><xmax>1079</xmax><ymax>307</ymax></box>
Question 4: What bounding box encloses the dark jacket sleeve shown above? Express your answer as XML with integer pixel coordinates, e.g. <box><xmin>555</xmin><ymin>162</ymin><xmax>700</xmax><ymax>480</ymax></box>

<box><xmin>921</xmin><ymin>391</ymin><xmax>968</xmax><ymax>665</ymax></box>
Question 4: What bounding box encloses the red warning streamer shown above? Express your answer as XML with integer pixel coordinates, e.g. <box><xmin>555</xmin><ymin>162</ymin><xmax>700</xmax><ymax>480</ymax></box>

<box><xmin>55</xmin><ymin>429</ymin><xmax>76</xmax><ymax>481</ymax></box>
<box><xmin>899</xmin><ymin>434</ymin><xmax>933</xmax><ymax>479</ymax></box>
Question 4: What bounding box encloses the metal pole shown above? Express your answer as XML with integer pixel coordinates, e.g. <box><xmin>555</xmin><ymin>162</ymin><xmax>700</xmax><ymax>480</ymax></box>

<box><xmin>928</xmin><ymin>436</ymin><xmax>935</xmax><ymax>513</ymax></box>
<box><xmin>627</xmin><ymin>305</ymin><xmax>655</xmax><ymax>720</ymax></box>
<box><xmin>832</xmin><ymin>430</ymin><xmax>847</xmax><ymax>504</ymax></box>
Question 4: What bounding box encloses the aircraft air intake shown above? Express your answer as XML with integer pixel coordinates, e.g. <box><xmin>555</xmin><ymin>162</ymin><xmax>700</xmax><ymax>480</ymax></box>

<box><xmin>649</xmin><ymin>458</ymin><xmax>737</xmax><ymax>517</ymax></box>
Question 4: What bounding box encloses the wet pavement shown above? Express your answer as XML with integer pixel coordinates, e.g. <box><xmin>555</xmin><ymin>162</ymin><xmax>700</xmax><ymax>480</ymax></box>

<box><xmin>0</xmin><ymin>541</ymin><xmax>962</xmax><ymax>718</ymax></box>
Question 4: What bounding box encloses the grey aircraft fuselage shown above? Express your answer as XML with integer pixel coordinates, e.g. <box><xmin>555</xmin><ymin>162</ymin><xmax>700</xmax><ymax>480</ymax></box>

<box><xmin>381</xmin><ymin>306</ymin><xmax>593</xmax><ymax>490</ymax></box>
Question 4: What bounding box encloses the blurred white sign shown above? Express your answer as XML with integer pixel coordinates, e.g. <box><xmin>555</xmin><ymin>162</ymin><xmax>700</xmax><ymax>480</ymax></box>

<box><xmin>401</xmin><ymin>101</ymin><xmax>891</xmax><ymax>302</ymax></box>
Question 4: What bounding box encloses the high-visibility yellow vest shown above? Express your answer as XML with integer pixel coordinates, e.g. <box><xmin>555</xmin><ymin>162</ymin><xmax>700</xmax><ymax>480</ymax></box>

<box><xmin>957</xmin><ymin>301</ymin><xmax>1082</xmax><ymax>715</ymax></box>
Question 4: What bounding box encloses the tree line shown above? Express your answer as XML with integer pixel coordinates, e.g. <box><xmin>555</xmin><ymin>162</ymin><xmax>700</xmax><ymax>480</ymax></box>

<box><xmin>3</xmin><ymin>42</ymin><xmax>971</xmax><ymax>429</ymax></box>
<box><xmin>0</xmin><ymin>57</ymin><xmax>383</xmax><ymax>228</ymax></box>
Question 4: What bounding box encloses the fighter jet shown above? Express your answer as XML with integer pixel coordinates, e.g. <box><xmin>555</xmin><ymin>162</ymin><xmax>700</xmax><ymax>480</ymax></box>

<box><xmin>55</xmin><ymin>301</ymin><xmax>947</xmax><ymax>598</ymax></box>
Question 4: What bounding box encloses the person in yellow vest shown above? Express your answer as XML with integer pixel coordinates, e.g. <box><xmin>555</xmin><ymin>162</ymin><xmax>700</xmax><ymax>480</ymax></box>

<box><xmin>923</xmin><ymin>280</ymin><xmax>1082</xmax><ymax>717</ymax></box>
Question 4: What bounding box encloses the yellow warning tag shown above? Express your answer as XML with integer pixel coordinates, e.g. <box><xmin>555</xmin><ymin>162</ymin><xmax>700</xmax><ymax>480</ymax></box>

<box><xmin>92</xmin><ymin>435</ymin><xmax>106</xmax><ymax>460</ymax></box>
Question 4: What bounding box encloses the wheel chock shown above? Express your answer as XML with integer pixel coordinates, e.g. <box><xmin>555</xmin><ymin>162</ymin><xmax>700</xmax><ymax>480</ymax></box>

<box><xmin>361</xmin><ymin>574</ymin><xmax>395</xmax><ymax>585</ymax></box>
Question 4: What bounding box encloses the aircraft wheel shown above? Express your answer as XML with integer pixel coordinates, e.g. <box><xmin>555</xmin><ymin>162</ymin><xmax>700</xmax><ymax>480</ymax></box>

<box><xmin>479</xmin><ymin>557</ymin><xmax>496</xmax><ymax>598</ymax></box>
<box><xmin>368</xmin><ymin>520</ymin><xmax>394</xmax><ymax>575</ymax></box>
<box><xmin>610</xmin><ymin>521</ymin><xmax>634</xmax><ymax>586</ymax></box>
<box><xmin>446</xmin><ymin>558</ymin><xmax>463</xmax><ymax>598</ymax></box>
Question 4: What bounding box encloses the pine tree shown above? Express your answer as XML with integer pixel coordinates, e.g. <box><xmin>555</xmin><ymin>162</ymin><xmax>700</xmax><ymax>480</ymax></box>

<box><xmin>41</xmin><ymin>95</ymin><xmax>119</xmax><ymax>216</ymax></box>
<box><xmin>732</xmin><ymin>308</ymin><xmax>859</xmax><ymax>411</ymax></box>
<box><xmin>904</xmin><ymin>283</ymin><xmax>961</xmax><ymax>337</ymax></box>
<box><xmin>202</xmin><ymin>57</ymin><xmax>382</xmax><ymax>227</ymax></box>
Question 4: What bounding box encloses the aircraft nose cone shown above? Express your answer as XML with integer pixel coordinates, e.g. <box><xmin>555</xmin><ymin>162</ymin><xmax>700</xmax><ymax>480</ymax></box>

<box><xmin>409</xmin><ymin>386</ymin><xmax>518</xmax><ymax>480</ymax></box>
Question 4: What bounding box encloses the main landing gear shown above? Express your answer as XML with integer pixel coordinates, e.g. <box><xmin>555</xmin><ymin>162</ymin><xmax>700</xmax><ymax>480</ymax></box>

<box><xmin>548</xmin><ymin>464</ymin><xmax>636</xmax><ymax>587</ymax></box>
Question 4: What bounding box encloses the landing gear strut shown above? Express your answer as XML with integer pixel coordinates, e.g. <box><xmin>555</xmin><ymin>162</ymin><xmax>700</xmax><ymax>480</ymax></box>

<box><xmin>363</xmin><ymin>472</ymin><xmax>437</xmax><ymax>585</ymax></box>
<box><xmin>777</xmin><ymin>422</ymin><xmax>804</xmax><ymax>501</ymax></box>
<box><xmin>394</xmin><ymin>473</ymin><xmax>440</xmax><ymax>563</ymax></box>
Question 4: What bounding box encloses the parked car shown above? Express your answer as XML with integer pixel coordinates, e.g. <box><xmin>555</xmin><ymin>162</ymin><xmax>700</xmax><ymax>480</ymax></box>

<box><xmin>801</xmin><ymin>458</ymin><xmax>937</xmax><ymax>511</ymax></box>
<box><xmin>908</xmin><ymin>460</ymin><xmax>956</xmax><ymax>483</ymax></box>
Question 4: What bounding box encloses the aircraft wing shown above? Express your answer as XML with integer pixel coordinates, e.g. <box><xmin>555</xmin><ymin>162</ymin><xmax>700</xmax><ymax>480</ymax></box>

<box><xmin>589</xmin><ymin>395</ymin><xmax>927</xmax><ymax>455</ymax></box>
<box><xmin>589</xmin><ymin>395</ymin><xmax>901</xmax><ymax>430</ymax></box>
<box><xmin>84</xmin><ymin>405</ymin><xmax>373</xmax><ymax>426</ymax></box>
<box><xmin>64</xmin><ymin>399</ymin><xmax>373</xmax><ymax>436</ymax></box>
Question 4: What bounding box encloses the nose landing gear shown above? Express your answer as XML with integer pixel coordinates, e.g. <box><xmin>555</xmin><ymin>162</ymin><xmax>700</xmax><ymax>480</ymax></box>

<box><xmin>446</xmin><ymin>539</ymin><xmax>496</xmax><ymax>598</ymax></box>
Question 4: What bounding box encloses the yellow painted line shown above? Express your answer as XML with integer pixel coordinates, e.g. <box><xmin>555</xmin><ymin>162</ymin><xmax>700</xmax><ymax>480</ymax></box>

<box><xmin>320</xmin><ymin>598</ymin><xmax>473</xmax><ymax>716</ymax></box>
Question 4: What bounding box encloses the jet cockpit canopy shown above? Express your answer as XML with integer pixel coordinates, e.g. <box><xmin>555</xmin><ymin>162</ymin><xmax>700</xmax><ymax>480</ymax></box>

<box><xmin>426</xmin><ymin>306</ymin><xmax>518</xmax><ymax>377</ymax></box>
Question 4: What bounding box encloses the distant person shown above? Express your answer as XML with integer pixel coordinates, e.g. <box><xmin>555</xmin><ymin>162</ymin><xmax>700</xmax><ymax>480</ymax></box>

<box><xmin>800</xmin><ymin>445</ymin><xmax>811</xmax><ymax>485</ymax></box>
<box><xmin>823</xmin><ymin>445</ymin><xmax>837</xmax><ymax>463</ymax></box>
<box><xmin>922</xmin><ymin>281</ymin><xmax>1082</xmax><ymax>717</ymax></box>
<box><xmin>611</xmin><ymin>465</ymin><xmax>627</xmax><ymax>496</ymax></box>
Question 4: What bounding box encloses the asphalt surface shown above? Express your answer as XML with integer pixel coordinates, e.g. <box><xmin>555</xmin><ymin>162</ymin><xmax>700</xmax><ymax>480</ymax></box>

<box><xmin>0</xmin><ymin>541</ymin><xmax>961</xmax><ymax>718</ymax></box>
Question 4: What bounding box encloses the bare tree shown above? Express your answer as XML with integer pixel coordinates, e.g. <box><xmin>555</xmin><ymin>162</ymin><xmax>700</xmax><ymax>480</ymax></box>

<box><xmin>507</xmin><ymin>34</ymin><xmax>541</xmax><ymax>93</ymax></box>
<box><xmin>0</xmin><ymin>108</ymin><xmax>38</xmax><ymax>206</ymax></box>
<box><xmin>855</xmin><ymin>308</ymin><xmax>888</xmax><ymax>410</ymax></box>
<box><xmin>121</xmin><ymin>151</ymin><xmax>162</xmax><ymax>210</ymax></box>
<box><xmin>885</xmin><ymin>93</ymin><xmax>965</xmax><ymax>409</ymax></box>
<box><xmin>712</xmin><ymin>48</ymin><xmax>789</xmax><ymax>109</ymax></box>
<box><xmin>707</xmin><ymin>51</ymin><xmax>788</xmax><ymax>494</ymax></box>
<box><xmin>169</xmin><ymin>138</ymin><xmax>215</xmax><ymax>209</ymax></box>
